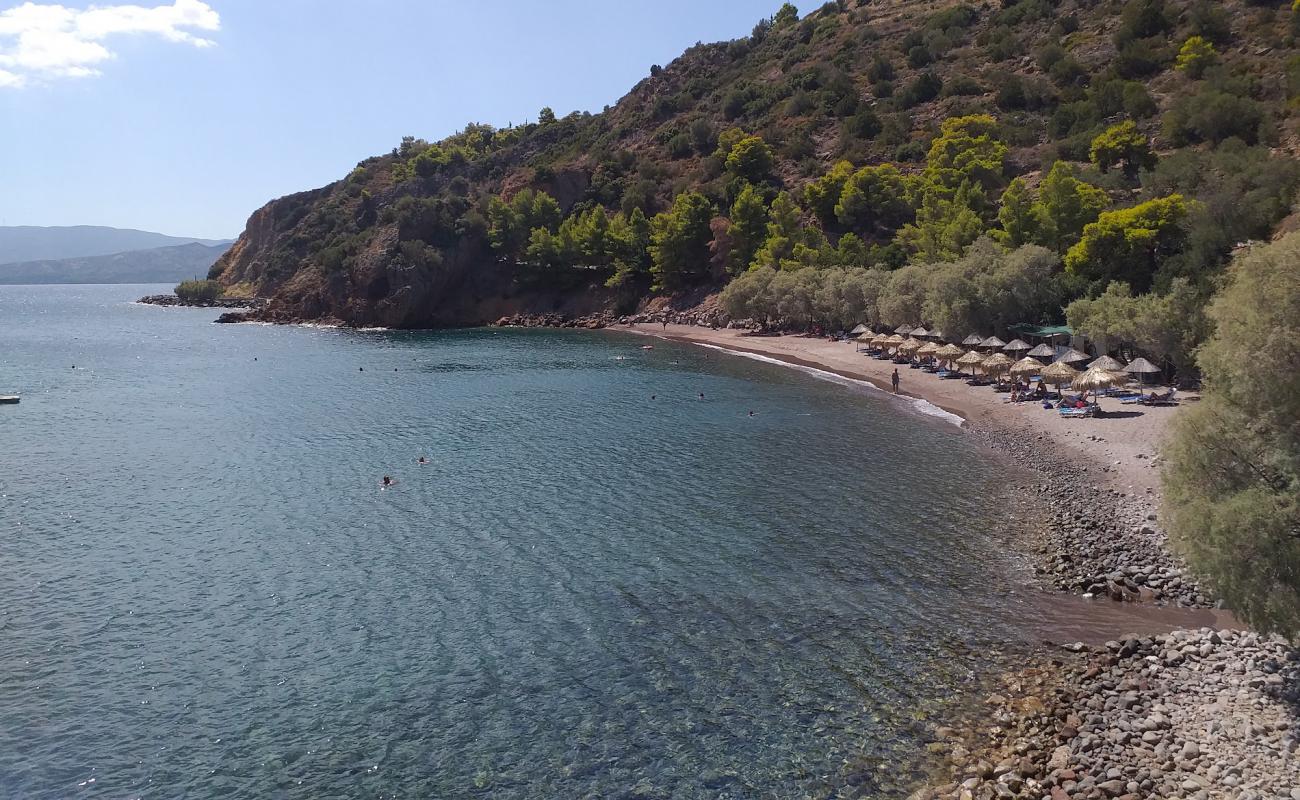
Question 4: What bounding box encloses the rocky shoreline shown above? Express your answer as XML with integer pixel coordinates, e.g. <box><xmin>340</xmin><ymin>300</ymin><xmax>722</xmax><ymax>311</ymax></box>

<box><xmin>970</xmin><ymin>420</ymin><xmax>1209</xmax><ymax>609</ymax></box>
<box><xmin>915</xmin><ymin>629</ymin><xmax>1300</xmax><ymax>800</ymax></box>
<box><xmin>137</xmin><ymin>293</ymin><xmax>267</xmax><ymax>310</ymax></box>
<box><xmin>906</xmin><ymin>418</ymin><xmax>1300</xmax><ymax>800</ymax></box>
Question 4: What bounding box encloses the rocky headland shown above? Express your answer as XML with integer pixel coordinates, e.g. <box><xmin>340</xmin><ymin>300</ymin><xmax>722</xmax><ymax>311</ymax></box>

<box><xmin>137</xmin><ymin>293</ymin><xmax>267</xmax><ymax>310</ymax></box>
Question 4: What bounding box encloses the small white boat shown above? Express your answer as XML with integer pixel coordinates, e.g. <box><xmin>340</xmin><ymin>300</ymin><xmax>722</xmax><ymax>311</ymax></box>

<box><xmin>0</xmin><ymin>395</ymin><xmax>18</xmax><ymax>404</ymax></box>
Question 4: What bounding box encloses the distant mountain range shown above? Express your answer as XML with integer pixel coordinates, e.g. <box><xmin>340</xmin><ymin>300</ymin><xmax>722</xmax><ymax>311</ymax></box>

<box><xmin>0</xmin><ymin>225</ymin><xmax>231</xmax><ymax>265</ymax></box>
<box><xmin>0</xmin><ymin>242</ymin><xmax>232</xmax><ymax>285</ymax></box>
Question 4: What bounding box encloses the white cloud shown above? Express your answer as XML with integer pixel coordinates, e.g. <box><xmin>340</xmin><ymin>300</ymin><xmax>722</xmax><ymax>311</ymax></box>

<box><xmin>0</xmin><ymin>0</ymin><xmax>219</xmax><ymax>87</ymax></box>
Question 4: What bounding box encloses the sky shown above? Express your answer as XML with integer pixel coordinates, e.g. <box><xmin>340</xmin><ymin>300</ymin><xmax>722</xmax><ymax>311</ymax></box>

<box><xmin>0</xmin><ymin>0</ymin><xmax>783</xmax><ymax>239</ymax></box>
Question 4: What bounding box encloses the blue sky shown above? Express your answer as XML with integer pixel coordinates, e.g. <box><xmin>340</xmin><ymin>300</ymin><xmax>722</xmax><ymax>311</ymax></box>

<box><xmin>0</xmin><ymin>0</ymin><xmax>784</xmax><ymax>239</ymax></box>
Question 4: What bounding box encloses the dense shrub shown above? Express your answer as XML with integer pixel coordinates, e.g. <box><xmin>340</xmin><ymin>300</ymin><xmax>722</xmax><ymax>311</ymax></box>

<box><xmin>1163</xmin><ymin>233</ymin><xmax>1300</xmax><ymax>634</ymax></box>
<box><xmin>175</xmin><ymin>279</ymin><xmax>222</xmax><ymax>302</ymax></box>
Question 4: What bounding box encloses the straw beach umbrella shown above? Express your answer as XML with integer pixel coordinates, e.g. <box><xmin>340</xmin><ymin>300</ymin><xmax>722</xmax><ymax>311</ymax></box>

<box><xmin>1010</xmin><ymin>356</ymin><xmax>1043</xmax><ymax>377</ymax></box>
<box><xmin>1072</xmin><ymin>365</ymin><xmax>1128</xmax><ymax>397</ymax></box>
<box><xmin>917</xmin><ymin>342</ymin><xmax>940</xmax><ymax>361</ymax></box>
<box><xmin>894</xmin><ymin>324</ymin><xmax>914</xmax><ymax>335</ymax></box>
<box><xmin>910</xmin><ymin>327</ymin><xmax>930</xmax><ymax>339</ymax></box>
<box><xmin>1026</xmin><ymin>343</ymin><xmax>1056</xmax><ymax>362</ymax></box>
<box><xmin>962</xmin><ymin>334</ymin><xmax>985</xmax><ymax>347</ymax></box>
<box><xmin>884</xmin><ymin>334</ymin><xmax>906</xmax><ymax>352</ymax></box>
<box><xmin>1124</xmin><ymin>356</ymin><xmax>1162</xmax><ymax>388</ymax></box>
<box><xmin>1055</xmin><ymin>348</ymin><xmax>1089</xmax><ymax>364</ymax></box>
<box><xmin>936</xmin><ymin>343</ymin><xmax>965</xmax><ymax>369</ymax></box>
<box><xmin>899</xmin><ymin>337</ymin><xmax>924</xmax><ymax>355</ymax></box>
<box><xmin>1090</xmin><ymin>355</ymin><xmax>1126</xmax><ymax>371</ymax></box>
<box><xmin>850</xmin><ymin>323</ymin><xmax>870</xmax><ymax>337</ymax></box>
<box><xmin>979</xmin><ymin>336</ymin><xmax>1007</xmax><ymax>351</ymax></box>
<box><xmin>956</xmin><ymin>350</ymin><xmax>985</xmax><ymax>375</ymax></box>
<box><xmin>982</xmin><ymin>352</ymin><xmax>1014</xmax><ymax>375</ymax></box>
<box><xmin>1002</xmin><ymin>338</ymin><xmax>1032</xmax><ymax>355</ymax></box>
<box><xmin>928</xmin><ymin>329</ymin><xmax>947</xmax><ymax>343</ymax></box>
<box><xmin>1040</xmin><ymin>360</ymin><xmax>1081</xmax><ymax>387</ymax></box>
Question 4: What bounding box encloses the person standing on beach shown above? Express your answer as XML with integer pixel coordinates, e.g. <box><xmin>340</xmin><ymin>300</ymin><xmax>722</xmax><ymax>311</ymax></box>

<box><xmin>891</xmin><ymin>368</ymin><xmax>900</xmax><ymax>393</ymax></box>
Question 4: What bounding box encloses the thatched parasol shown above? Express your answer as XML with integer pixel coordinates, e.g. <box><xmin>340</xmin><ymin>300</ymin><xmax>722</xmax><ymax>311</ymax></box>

<box><xmin>928</xmin><ymin>329</ymin><xmax>947</xmax><ymax>343</ymax></box>
<box><xmin>1090</xmin><ymin>355</ymin><xmax>1126</xmax><ymax>371</ymax></box>
<box><xmin>1055</xmin><ymin>348</ymin><xmax>1089</xmax><ymax>364</ymax></box>
<box><xmin>1040</xmin><ymin>361</ymin><xmax>1081</xmax><ymax>387</ymax></box>
<box><xmin>1124</xmin><ymin>357</ymin><xmax>1161</xmax><ymax>375</ymax></box>
<box><xmin>1010</xmin><ymin>356</ymin><xmax>1043</xmax><ymax>377</ymax></box>
<box><xmin>894</xmin><ymin>324</ymin><xmax>914</xmax><ymax>335</ymax></box>
<box><xmin>850</xmin><ymin>323</ymin><xmax>870</xmax><ymax>336</ymax></box>
<box><xmin>884</xmin><ymin>333</ymin><xmax>906</xmax><ymax>348</ymax></box>
<box><xmin>1072</xmin><ymin>365</ymin><xmax>1128</xmax><ymax>393</ymax></box>
<box><xmin>1002</xmin><ymin>338</ymin><xmax>1031</xmax><ymax>354</ymax></box>
<box><xmin>1125</xmin><ymin>356</ymin><xmax>1162</xmax><ymax>388</ymax></box>
<box><xmin>956</xmin><ymin>350</ymin><xmax>985</xmax><ymax>373</ymax></box>
<box><xmin>962</xmin><ymin>334</ymin><xmax>985</xmax><ymax>347</ymax></box>
<box><xmin>917</xmin><ymin>341</ymin><xmax>940</xmax><ymax>357</ymax></box>
<box><xmin>979</xmin><ymin>336</ymin><xmax>1007</xmax><ymax>350</ymax></box>
<box><xmin>910</xmin><ymin>326</ymin><xmax>930</xmax><ymax>339</ymax></box>
<box><xmin>982</xmin><ymin>352</ymin><xmax>1015</xmax><ymax>374</ymax></box>
<box><xmin>899</xmin><ymin>337</ymin><xmax>924</xmax><ymax>354</ymax></box>
<box><xmin>936</xmin><ymin>343</ymin><xmax>965</xmax><ymax>362</ymax></box>
<box><xmin>1026</xmin><ymin>343</ymin><xmax>1056</xmax><ymax>361</ymax></box>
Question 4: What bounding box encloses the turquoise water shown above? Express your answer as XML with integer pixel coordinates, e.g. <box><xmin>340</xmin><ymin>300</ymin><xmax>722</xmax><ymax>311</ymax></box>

<box><xmin>0</xmin><ymin>285</ymin><xmax>1027</xmax><ymax>799</ymax></box>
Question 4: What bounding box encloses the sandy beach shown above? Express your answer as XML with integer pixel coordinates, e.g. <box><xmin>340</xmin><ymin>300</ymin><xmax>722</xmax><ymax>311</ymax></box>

<box><xmin>614</xmin><ymin>323</ymin><xmax>1187</xmax><ymax>497</ymax></box>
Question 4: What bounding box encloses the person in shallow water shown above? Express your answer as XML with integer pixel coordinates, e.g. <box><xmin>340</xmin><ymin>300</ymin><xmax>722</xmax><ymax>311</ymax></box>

<box><xmin>417</xmin><ymin>457</ymin><xmax>428</xmax><ymax>465</ymax></box>
<box><xmin>382</xmin><ymin>475</ymin><xmax>393</xmax><ymax>487</ymax></box>
<box><xmin>891</xmin><ymin>368</ymin><xmax>900</xmax><ymax>393</ymax></box>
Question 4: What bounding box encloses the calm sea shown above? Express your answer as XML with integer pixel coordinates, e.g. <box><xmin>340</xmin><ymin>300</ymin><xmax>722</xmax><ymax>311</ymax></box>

<box><xmin>0</xmin><ymin>284</ymin><xmax>1033</xmax><ymax>799</ymax></box>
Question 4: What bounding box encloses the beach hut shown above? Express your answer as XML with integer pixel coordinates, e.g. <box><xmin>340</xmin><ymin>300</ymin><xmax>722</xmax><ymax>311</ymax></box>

<box><xmin>1002</xmin><ymin>339</ymin><xmax>1031</xmax><ymax>355</ymax></box>
<box><xmin>1026</xmin><ymin>343</ymin><xmax>1056</xmax><ymax>362</ymax></box>
<box><xmin>1010</xmin><ymin>356</ymin><xmax>1043</xmax><ymax>377</ymax></box>
<box><xmin>850</xmin><ymin>323</ymin><xmax>870</xmax><ymax>337</ymax></box>
<box><xmin>1054</xmin><ymin>348</ymin><xmax>1090</xmax><ymax>364</ymax></box>
<box><xmin>1040</xmin><ymin>360</ymin><xmax>1081</xmax><ymax>387</ymax></box>
<box><xmin>1089</xmin><ymin>355</ymin><xmax>1125</xmax><ymax>371</ymax></box>
<box><xmin>1124</xmin><ymin>356</ymin><xmax>1162</xmax><ymax>388</ymax></box>
<box><xmin>979</xmin><ymin>336</ymin><xmax>1007</xmax><ymax>351</ymax></box>
<box><xmin>962</xmin><ymin>334</ymin><xmax>985</xmax><ymax>347</ymax></box>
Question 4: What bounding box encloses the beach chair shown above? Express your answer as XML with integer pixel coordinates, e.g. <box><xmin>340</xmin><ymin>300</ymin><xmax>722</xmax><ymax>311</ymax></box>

<box><xmin>1059</xmin><ymin>405</ymin><xmax>1097</xmax><ymax>418</ymax></box>
<box><xmin>1142</xmin><ymin>388</ymin><xmax>1178</xmax><ymax>406</ymax></box>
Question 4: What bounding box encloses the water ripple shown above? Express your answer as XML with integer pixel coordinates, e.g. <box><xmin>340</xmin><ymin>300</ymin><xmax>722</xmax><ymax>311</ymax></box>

<box><xmin>0</xmin><ymin>285</ymin><xmax>1028</xmax><ymax>800</ymax></box>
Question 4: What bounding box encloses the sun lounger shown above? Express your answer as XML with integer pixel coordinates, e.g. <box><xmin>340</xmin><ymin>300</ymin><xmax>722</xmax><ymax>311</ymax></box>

<box><xmin>1142</xmin><ymin>388</ymin><xmax>1178</xmax><ymax>406</ymax></box>
<box><xmin>1059</xmin><ymin>405</ymin><xmax>1098</xmax><ymax>418</ymax></box>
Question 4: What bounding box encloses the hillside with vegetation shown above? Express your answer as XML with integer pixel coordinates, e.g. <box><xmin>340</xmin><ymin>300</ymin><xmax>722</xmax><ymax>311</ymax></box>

<box><xmin>212</xmin><ymin>0</ymin><xmax>1300</xmax><ymax>375</ymax></box>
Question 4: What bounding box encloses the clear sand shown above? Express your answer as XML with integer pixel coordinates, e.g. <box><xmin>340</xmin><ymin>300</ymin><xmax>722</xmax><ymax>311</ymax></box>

<box><xmin>613</xmin><ymin>324</ymin><xmax>1191</xmax><ymax>498</ymax></box>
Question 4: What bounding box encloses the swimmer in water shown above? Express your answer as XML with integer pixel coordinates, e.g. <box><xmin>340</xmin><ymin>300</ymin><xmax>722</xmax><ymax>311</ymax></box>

<box><xmin>382</xmin><ymin>475</ymin><xmax>393</xmax><ymax>487</ymax></box>
<box><xmin>748</xmin><ymin>410</ymin><xmax>754</xmax><ymax>417</ymax></box>
<box><xmin>698</xmin><ymin>392</ymin><xmax>705</xmax><ymax>400</ymax></box>
<box><xmin>651</xmin><ymin>394</ymin><xmax>656</xmax><ymax>400</ymax></box>
<box><xmin>417</xmin><ymin>457</ymin><xmax>428</xmax><ymax>465</ymax></box>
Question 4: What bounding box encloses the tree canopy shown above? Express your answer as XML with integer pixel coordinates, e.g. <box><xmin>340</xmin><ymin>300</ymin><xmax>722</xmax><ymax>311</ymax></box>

<box><xmin>1163</xmin><ymin>232</ymin><xmax>1300</xmax><ymax>634</ymax></box>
